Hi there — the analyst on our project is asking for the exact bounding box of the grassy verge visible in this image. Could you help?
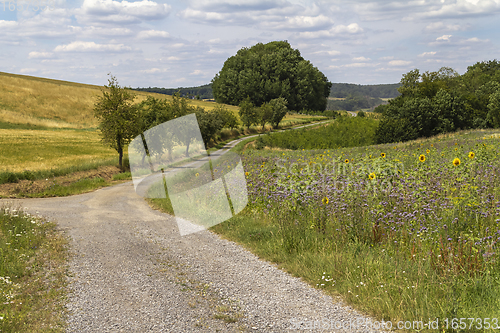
[0,207,68,332]
[149,128,500,332]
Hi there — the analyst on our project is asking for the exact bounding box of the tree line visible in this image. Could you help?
[375,60,500,144]
[327,94,385,111]
[94,75,292,168]
[134,84,213,100]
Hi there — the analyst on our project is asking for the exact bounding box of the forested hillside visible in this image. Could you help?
[329,83,400,98]
[134,82,401,104]
[134,84,213,99]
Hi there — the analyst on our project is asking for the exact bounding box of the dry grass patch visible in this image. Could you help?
[0,71,231,129]
[0,129,117,173]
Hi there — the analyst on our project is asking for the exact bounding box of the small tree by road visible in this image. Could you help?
[94,74,139,169]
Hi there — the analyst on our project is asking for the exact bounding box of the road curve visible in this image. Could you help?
[0,119,382,332]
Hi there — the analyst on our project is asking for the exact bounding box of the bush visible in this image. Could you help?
[258,116,378,150]
[374,117,418,144]
[357,110,366,117]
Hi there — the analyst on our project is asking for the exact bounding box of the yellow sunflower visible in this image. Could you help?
[195,173,199,177]
[453,158,460,166]
[426,149,430,154]
[345,159,349,164]
[468,152,475,159]
[381,153,386,158]
[245,172,249,176]
[419,154,426,163]
[322,197,329,205]
[369,173,376,180]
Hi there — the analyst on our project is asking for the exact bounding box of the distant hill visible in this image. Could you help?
[134,84,213,100]
[0,72,230,129]
[329,83,401,99]
[135,82,401,103]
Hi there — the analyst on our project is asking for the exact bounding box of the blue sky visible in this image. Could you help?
[1,0,499,88]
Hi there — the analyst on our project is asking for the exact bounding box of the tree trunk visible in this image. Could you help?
[185,142,190,157]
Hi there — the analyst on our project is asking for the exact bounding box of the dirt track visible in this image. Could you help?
[1,120,383,332]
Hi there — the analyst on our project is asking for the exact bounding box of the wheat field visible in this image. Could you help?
[0,72,235,129]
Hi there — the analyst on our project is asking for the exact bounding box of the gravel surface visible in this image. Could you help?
[3,181,389,333]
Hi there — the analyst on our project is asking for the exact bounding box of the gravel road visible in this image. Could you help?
[1,121,388,332]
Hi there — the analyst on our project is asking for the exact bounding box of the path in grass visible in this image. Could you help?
[1,119,387,332]
[4,181,385,332]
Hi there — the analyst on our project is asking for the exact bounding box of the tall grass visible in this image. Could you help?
[257,116,378,150]
[209,129,500,332]
[0,207,68,332]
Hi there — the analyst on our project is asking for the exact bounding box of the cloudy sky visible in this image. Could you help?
[1,0,499,88]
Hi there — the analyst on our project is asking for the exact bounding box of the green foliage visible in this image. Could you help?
[212,41,331,112]
[195,107,225,147]
[268,97,288,128]
[376,61,500,144]
[373,104,387,114]
[212,103,239,129]
[329,83,401,98]
[257,103,273,130]
[257,116,378,150]
[487,88,500,128]
[357,110,366,117]
[238,97,259,129]
[93,74,139,168]
[134,84,213,99]
[327,94,384,111]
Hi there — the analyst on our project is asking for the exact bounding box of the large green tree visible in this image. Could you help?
[94,75,139,169]
[211,41,331,112]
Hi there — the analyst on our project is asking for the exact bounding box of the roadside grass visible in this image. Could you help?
[256,116,378,150]
[228,129,500,332]
[23,177,107,198]
[149,128,500,333]
[0,207,68,332]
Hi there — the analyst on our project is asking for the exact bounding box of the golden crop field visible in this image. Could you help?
[0,71,233,129]
[0,129,116,172]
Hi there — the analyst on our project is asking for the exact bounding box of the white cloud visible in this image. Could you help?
[345,62,372,68]
[77,0,171,24]
[418,51,437,57]
[28,51,55,59]
[436,34,452,41]
[82,26,133,37]
[464,37,488,43]
[263,14,334,31]
[424,22,464,33]
[19,68,39,74]
[180,8,230,24]
[353,56,370,61]
[54,41,132,52]
[297,23,364,39]
[388,60,412,66]
[0,20,19,29]
[141,68,167,74]
[137,30,170,39]
[412,0,500,19]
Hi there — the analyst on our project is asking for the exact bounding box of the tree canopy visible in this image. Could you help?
[375,60,500,144]
[211,41,331,112]
[94,75,139,168]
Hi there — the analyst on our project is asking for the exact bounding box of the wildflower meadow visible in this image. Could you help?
[212,130,500,332]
